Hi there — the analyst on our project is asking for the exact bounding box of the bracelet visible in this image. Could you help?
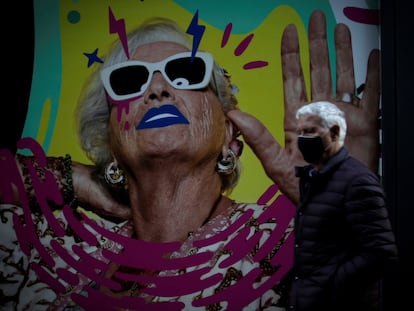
[63,154,78,208]
[16,153,39,212]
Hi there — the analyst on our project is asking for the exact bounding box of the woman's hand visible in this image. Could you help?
[73,161,131,221]
[228,10,380,203]
[282,10,380,172]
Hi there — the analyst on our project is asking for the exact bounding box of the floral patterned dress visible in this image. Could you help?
[0,201,294,311]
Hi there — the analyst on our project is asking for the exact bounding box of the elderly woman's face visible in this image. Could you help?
[108,41,229,168]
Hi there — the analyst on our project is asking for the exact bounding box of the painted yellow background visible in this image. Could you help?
[44,1,309,203]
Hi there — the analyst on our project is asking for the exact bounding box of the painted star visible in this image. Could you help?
[83,48,103,67]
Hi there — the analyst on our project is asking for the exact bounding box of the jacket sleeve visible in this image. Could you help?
[334,170,398,290]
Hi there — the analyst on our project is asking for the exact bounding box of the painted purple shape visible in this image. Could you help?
[18,137,66,238]
[63,204,98,245]
[50,239,122,291]
[190,266,259,308]
[119,267,222,296]
[108,6,129,59]
[56,267,79,286]
[136,104,189,129]
[31,262,66,293]
[73,286,184,310]
[343,7,380,25]
[219,225,264,267]
[0,135,294,307]
[221,23,232,48]
[194,208,254,248]
[72,244,109,272]
[9,138,64,268]
[270,232,294,273]
[234,33,254,56]
[103,239,214,271]
[68,243,127,291]
[243,60,269,69]
[81,214,213,271]
[257,183,279,205]
[254,194,296,261]
[192,258,292,308]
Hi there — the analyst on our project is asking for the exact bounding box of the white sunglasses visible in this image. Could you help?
[100,51,214,101]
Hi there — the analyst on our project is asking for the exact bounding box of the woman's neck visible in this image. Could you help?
[126,170,231,243]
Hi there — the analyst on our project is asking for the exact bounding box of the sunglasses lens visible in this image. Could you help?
[165,57,207,88]
[102,53,212,100]
[109,66,149,96]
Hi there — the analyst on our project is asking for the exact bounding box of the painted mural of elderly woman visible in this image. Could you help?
[64,17,294,309]
[0,17,293,310]
[0,8,384,310]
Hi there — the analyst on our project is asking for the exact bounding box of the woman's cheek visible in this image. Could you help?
[109,99,143,131]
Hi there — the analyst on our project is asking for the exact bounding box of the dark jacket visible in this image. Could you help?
[289,147,398,311]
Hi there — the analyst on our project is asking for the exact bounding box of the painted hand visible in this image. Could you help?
[228,10,380,204]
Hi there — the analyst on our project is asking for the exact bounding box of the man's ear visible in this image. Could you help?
[330,125,340,140]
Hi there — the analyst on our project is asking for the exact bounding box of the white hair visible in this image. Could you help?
[76,17,240,194]
[296,101,347,146]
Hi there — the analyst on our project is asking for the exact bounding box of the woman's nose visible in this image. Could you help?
[144,71,174,101]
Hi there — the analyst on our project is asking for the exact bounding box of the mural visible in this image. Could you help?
[22,0,380,201]
[0,0,380,309]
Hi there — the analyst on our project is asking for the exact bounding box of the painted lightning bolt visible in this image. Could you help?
[186,10,205,60]
[108,6,129,59]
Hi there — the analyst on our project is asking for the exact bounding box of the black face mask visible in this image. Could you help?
[297,135,326,164]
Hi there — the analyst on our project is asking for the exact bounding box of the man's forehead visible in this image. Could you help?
[300,114,322,125]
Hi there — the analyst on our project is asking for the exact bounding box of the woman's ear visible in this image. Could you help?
[224,118,235,143]
[224,119,243,157]
[229,138,243,157]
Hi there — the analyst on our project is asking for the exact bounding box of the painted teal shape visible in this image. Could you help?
[21,0,61,153]
[174,0,336,90]
[173,0,335,34]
